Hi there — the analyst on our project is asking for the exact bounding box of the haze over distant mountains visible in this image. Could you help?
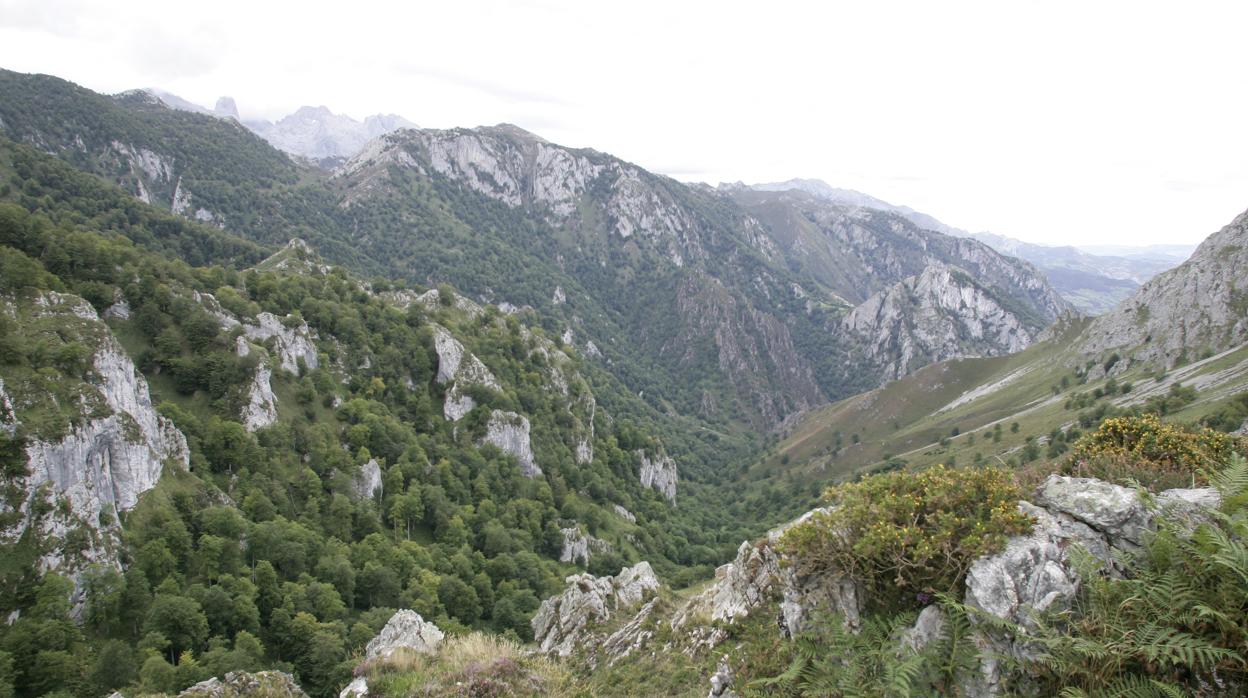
[747,178,1194,314]
[138,88,418,163]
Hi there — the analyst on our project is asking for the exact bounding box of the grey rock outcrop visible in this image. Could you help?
[672,507,861,651]
[962,475,1221,696]
[531,562,660,657]
[242,312,319,375]
[365,609,444,660]
[2,293,189,593]
[236,338,278,431]
[613,504,637,524]
[179,671,307,698]
[560,526,612,565]
[843,264,1033,380]
[481,410,540,477]
[431,324,501,422]
[351,459,383,501]
[636,449,678,503]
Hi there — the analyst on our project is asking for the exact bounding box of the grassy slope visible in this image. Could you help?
[759,318,1248,486]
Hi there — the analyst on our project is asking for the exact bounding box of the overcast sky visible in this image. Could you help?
[2,0,1245,247]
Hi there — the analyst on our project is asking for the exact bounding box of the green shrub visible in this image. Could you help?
[1064,413,1242,489]
[779,465,1033,611]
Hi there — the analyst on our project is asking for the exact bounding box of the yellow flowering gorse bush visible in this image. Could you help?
[1066,413,1241,487]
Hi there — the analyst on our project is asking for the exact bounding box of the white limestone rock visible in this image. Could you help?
[481,410,540,477]
[242,312,319,375]
[431,324,501,421]
[364,609,444,660]
[531,562,660,657]
[351,458,384,501]
[636,449,678,502]
[613,504,636,524]
[560,526,612,565]
[239,364,279,432]
[2,293,189,600]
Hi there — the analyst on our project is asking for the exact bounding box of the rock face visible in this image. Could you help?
[1079,207,1248,366]
[351,458,383,501]
[636,449,678,502]
[431,324,501,422]
[531,562,660,657]
[843,264,1033,380]
[240,364,279,432]
[1,293,189,593]
[961,475,1221,696]
[481,410,540,477]
[179,671,308,698]
[675,507,860,643]
[241,312,319,375]
[560,526,612,565]
[365,609,445,660]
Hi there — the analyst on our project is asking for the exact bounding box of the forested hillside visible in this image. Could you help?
[0,136,802,697]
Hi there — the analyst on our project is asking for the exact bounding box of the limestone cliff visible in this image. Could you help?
[0,292,188,597]
[843,264,1034,380]
[1079,207,1248,367]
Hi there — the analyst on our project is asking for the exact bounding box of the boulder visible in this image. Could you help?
[560,526,612,565]
[365,609,444,660]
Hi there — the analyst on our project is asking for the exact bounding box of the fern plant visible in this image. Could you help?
[744,601,980,697]
[1003,454,1248,697]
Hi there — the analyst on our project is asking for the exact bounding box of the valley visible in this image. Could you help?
[0,64,1244,698]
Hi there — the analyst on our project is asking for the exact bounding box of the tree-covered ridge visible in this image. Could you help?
[0,145,802,697]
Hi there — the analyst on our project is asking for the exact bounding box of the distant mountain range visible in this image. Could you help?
[747,179,1193,314]
[137,88,417,163]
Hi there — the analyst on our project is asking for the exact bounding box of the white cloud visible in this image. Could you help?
[1,0,1245,246]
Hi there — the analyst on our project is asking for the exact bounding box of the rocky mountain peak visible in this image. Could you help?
[1078,206,1248,367]
[213,96,240,120]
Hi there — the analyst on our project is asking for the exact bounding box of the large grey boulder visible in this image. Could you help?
[365,609,444,660]
[962,477,1221,696]
[350,458,383,501]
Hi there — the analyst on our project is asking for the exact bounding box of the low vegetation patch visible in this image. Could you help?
[779,465,1033,611]
[365,633,573,697]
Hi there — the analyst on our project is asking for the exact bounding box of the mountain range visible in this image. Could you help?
[748,178,1192,314]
